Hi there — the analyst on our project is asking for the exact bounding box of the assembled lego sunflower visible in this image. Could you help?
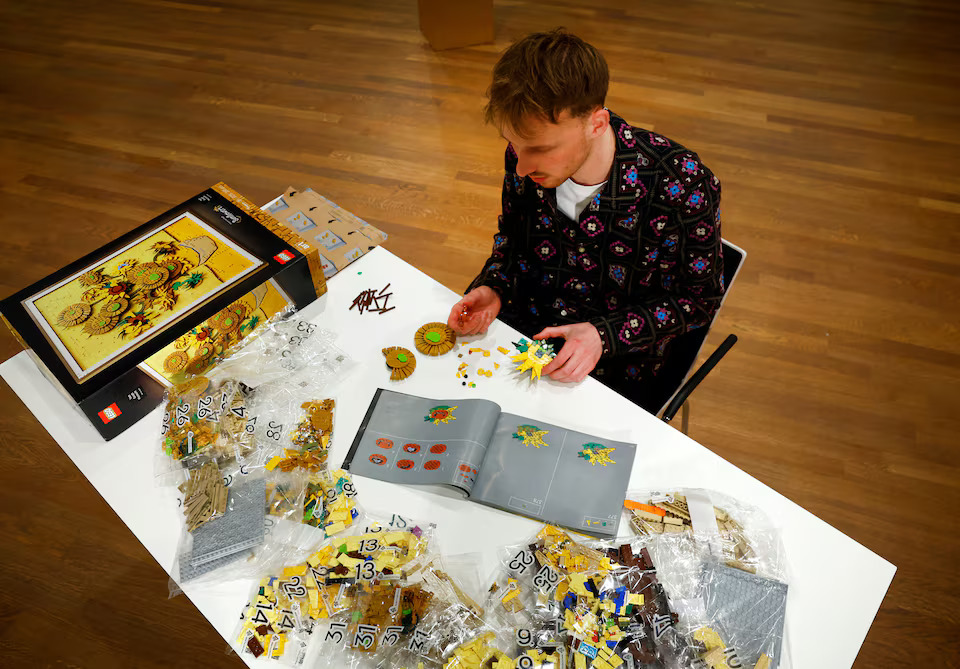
[414,321,457,356]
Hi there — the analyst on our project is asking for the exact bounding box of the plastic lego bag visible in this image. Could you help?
[310,576,437,669]
[172,472,268,587]
[256,397,338,473]
[245,466,363,583]
[485,525,619,630]
[376,576,491,669]
[623,489,787,581]
[622,488,791,668]
[228,511,438,666]
[209,316,352,391]
[155,375,260,487]
[483,526,704,669]
[233,570,314,665]
[689,561,788,669]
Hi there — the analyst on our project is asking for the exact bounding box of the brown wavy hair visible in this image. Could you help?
[484,29,609,135]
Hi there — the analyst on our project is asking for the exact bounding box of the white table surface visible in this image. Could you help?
[0,246,895,668]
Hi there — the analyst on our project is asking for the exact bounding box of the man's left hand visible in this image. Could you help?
[534,322,603,383]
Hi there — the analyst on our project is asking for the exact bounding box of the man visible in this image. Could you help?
[448,29,724,412]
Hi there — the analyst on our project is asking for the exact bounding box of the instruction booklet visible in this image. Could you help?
[343,388,636,537]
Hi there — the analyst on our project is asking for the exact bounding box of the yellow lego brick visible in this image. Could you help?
[608,655,623,668]
[592,659,613,669]
[338,555,362,570]
[344,536,362,551]
[382,531,407,545]
[575,653,587,669]
[326,521,346,535]
[694,626,726,651]
[282,565,307,578]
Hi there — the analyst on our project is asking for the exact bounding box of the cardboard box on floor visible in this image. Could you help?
[417,0,494,51]
[0,183,326,440]
[264,187,388,280]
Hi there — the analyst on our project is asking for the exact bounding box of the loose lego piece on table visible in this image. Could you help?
[350,283,394,314]
[384,346,417,380]
[178,461,227,532]
[510,339,555,381]
[414,322,457,356]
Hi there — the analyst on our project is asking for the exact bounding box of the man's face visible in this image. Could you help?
[501,111,592,189]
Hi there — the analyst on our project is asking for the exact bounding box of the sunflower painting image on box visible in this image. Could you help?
[24,213,263,381]
[141,278,291,384]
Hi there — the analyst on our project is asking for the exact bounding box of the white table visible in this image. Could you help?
[0,246,895,668]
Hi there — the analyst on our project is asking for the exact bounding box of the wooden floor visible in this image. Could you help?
[1,0,958,666]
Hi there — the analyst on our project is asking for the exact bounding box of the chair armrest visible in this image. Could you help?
[662,334,738,423]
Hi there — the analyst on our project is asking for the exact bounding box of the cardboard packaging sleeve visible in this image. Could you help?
[264,187,387,280]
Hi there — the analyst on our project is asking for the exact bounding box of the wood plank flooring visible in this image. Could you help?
[0,0,958,666]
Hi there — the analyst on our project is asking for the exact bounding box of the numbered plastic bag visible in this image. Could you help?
[209,316,352,390]
[486,525,619,629]
[155,376,260,487]
[229,511,438,666]
[233,571,314,665]
[376,573,491,669]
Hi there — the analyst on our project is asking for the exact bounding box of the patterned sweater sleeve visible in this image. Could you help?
[466,146,526,301]
[590,156,726,358]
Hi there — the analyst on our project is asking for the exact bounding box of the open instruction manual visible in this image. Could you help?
[343,388,636,537]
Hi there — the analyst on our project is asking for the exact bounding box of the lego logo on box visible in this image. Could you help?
[274,250,295,264]
[98,403,122,423]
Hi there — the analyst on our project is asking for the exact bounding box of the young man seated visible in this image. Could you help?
[448,29,725,413]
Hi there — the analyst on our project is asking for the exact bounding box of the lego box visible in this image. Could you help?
[0,182,326,440]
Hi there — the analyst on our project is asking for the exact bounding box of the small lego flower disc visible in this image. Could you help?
[383,346,416,380]
[414,322,456,356]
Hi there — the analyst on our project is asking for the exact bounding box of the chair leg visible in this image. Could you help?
[681,400,690,435]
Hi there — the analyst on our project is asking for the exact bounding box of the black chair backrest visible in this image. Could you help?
[640,240,744,414]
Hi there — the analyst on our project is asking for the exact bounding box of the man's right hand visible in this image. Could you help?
[447,286,502,336]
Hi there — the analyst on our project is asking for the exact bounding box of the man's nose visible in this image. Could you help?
[515,154,534,178]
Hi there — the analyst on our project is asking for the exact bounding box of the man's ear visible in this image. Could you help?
[586,107,609,138]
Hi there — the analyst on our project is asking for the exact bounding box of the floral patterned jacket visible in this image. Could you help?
[468,111,725,378]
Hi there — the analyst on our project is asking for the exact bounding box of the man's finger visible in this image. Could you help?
[533,326,568,341]
[543,343,575,376]
[569,359,592,383]
[463,313,485,336]
[448,302,467,331]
